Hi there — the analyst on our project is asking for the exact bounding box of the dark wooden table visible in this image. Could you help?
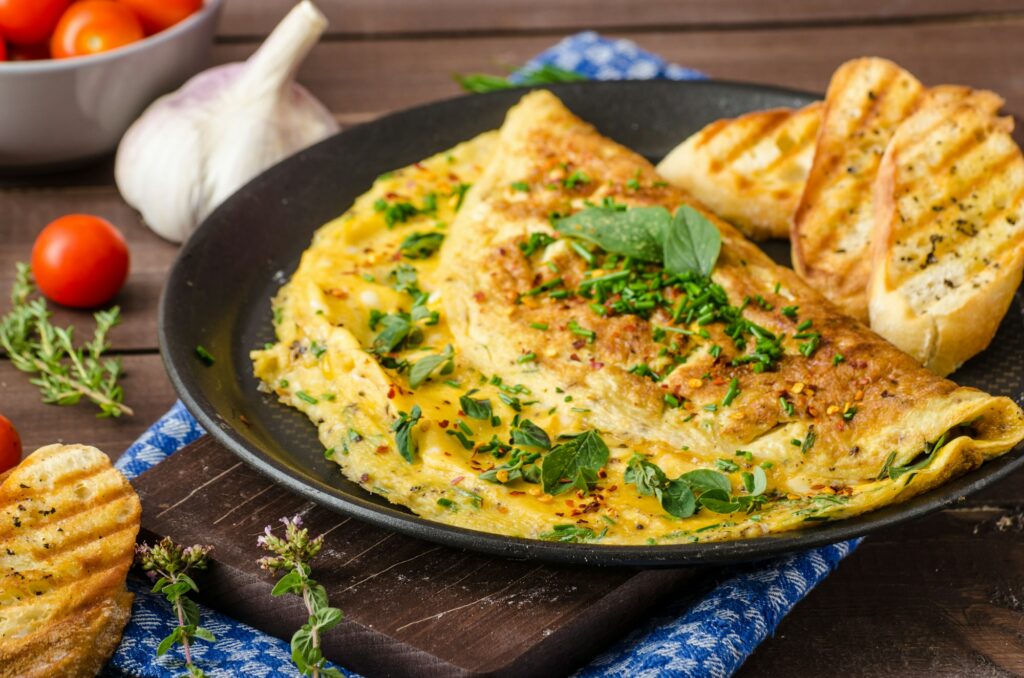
[3,2,1024,675]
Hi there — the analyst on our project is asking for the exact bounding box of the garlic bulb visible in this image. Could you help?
[115,1,339,243]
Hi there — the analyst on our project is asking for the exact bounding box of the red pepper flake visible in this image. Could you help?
[572,339,587,350]
[589,359,605,370]
[510,490,525,496]
[565,500,574,507]
[598,469,608,479]
[569,353,581,362]
[712,376,727,386]
[607,485,618,492]
[451,476,465,485]
[385,191,399,199]
[414,162,426,170]
[359,473,371,483]
[375,445,389,455]
[439,420,450,428]
[387,386,396,399]
[325,288,348,299]
[474,291,486,302]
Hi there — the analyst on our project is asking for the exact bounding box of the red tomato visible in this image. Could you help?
[31,215,130,308]
[0,0,68,46]
[0,415,21,474]
[8,41,50,61]
[51,1,144,59]
[0,33,6,61]
[117,0,201,35]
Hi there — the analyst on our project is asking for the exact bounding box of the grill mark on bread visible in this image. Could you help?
[720,110,791,164]
[893,153,1018,244]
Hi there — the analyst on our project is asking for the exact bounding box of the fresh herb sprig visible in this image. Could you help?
[455,64,587,93]
[554,204,721,277]
[258,517,344,678]
[539,524,607,543]
[625,454,768,518]
[540,429,609,496]
[0,263,131,417]
[878,433,949,482]
[136,538,215,678]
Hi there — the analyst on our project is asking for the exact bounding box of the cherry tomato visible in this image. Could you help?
[117,0,201,35]
[8,41,50,61]
[0,0,68,46]
[32,215,130,309]
[51,1,144,59]
[0,33,6,61]
[0,415,21,474]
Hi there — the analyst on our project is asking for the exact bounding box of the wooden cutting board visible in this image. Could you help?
[134,436,700,677]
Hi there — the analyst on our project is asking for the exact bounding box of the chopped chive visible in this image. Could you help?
[779,396,795,417]
[568,320,596,342]
[195,345,216,365]
[832,353,845,366]
[522,277,564,297]
[722,377,740,407]
[530,322,549,331]
[296,391,318,404]
[517,352,537,364]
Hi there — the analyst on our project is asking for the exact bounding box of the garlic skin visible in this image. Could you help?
[115,1,339,243]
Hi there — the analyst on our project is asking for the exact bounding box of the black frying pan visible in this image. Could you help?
[159,80,1024,566]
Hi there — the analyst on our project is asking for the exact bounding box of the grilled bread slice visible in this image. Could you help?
[792,57,925,322]
[0,444,140,678]
[869,92,1023,376]
[657,102,822,240]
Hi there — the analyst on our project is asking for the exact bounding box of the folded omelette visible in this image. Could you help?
[252,91,1024,545]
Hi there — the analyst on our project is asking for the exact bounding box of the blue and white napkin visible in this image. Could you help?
[106,33,858,678]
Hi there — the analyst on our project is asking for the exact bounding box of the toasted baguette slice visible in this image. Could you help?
[0,444,141,677]
[869,92,1022,376]
[792,57,925,322]
[656,102,822,240]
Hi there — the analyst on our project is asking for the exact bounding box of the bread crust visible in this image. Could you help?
[0,444,140,677]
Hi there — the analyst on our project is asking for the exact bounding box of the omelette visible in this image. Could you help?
[252,91,1024,545]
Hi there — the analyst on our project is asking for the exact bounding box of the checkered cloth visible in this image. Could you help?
[104,32,858,678]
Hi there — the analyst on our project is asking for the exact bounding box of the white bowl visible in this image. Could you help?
[0,0,223,171]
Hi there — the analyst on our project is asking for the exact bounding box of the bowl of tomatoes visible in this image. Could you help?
[0,0,223,171]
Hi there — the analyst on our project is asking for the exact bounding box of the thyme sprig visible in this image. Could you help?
[258,516,344,678]
[136,538,215,678]
[0,263,131,417]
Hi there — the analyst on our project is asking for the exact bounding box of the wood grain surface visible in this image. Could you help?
[136,437,698,677]
[220,1,1024,37]
[3,2,1024,675]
